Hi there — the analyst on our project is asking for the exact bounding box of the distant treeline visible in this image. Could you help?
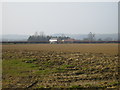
[27,35,70,41]
[1,41,119,44]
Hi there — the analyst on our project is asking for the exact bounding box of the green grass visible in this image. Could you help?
[3,59,38,76]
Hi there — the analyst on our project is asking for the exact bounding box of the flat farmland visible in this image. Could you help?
[2,44,119,89]
[2,44,118,54]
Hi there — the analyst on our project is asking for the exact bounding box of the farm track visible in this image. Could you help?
[2,44,120,89]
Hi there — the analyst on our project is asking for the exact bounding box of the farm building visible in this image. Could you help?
[62,39,76,43]
[49,38,59,44]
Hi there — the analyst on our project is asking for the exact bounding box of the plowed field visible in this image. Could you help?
[2,44,119,89]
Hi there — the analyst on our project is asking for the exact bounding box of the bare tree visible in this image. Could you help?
[34,32,39,37]
[39,31,45,37]
[88,32,95,42]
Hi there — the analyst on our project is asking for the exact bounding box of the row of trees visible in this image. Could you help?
[27,32,70,41]
[28,32,115,42]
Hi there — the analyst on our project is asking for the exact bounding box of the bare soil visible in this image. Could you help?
[2,44,119,89]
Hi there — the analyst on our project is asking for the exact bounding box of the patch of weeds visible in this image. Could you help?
[70,85,83,89]
[36,68,54,75]
[44,61,54,67]
[54,65,68,73]
[54,68,66,73]
[81,67,88,71]
[63,65,75,68]
[85,84,107,89]
[84,84,92,88]
[54,64,75,73]
[108,81,120,86]
[22,58,37,63]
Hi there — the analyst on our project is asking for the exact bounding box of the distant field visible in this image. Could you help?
[2,43,118,54]
[2,44,119,89]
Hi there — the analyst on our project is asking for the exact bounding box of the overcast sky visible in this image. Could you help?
[2,2,118,35]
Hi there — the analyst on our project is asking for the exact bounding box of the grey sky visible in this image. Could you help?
[2,2,118,35]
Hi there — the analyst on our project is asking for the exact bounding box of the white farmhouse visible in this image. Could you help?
[49,38,58,44]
